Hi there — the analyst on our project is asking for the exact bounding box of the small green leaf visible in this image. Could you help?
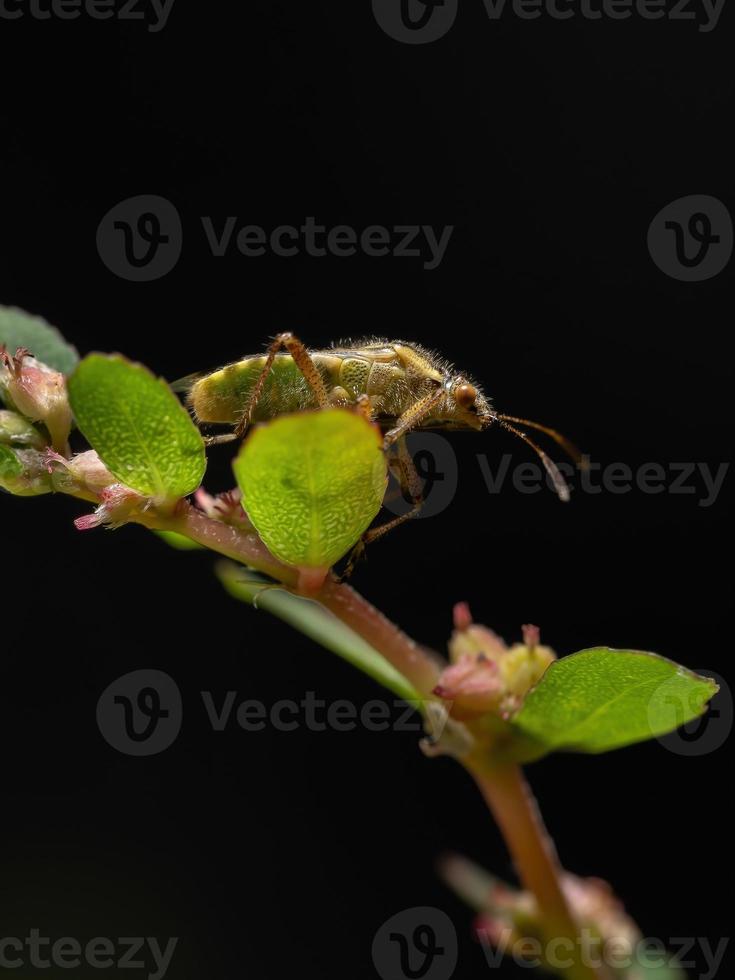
[154,529,205,551]
[0,410,46,449]
[0,306,79,374]
[632,960,686,980]
[0,446,53,496]
[512,648,718,754]
[233,409,387,569]
[217,562,423,704]
[68,354,206,499]
[0,444,23,480]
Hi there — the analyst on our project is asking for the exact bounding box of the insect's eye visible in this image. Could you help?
[454,383,477,409]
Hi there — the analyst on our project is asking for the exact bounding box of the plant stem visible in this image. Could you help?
[69,486,600,978]
[59,479,442,695]
[467,760,609,980]
[318,578,443,697]
[137,502,443,697]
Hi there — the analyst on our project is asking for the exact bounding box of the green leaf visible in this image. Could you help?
[154,529,205,551]
[0,444,23,481]
[68,354,206,499]
[512,648,718,754]
[233,409,387,569]
[632,960,686,980]
[0,410,47,449]
[0,306,79,374]
[216,562,423,705]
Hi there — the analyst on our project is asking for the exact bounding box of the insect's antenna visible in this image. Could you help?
[494,417,571,502]
[496,414,585,468]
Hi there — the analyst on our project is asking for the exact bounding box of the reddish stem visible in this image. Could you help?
[468,761,610,980]
[137,503,443,697]
[67,486,608,979]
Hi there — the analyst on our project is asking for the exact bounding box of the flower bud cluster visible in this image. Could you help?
[433,604,556,721]
[1,347,72,452]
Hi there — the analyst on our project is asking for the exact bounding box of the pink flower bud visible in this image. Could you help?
[449,622,508,665]
[0,348,72,452]
[434,654,505,720]
[437,611,557,721]
[194,487,251,527]
[45,449,116,495]
[561,874,640,960]
[74,484,144,531]
[453,601,474,632]
[443,853,641,975]
[522,623,540,649]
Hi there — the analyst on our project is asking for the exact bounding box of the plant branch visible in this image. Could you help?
[466,760,611,980]
[317,577,443,698]
[52,477,443,694]
[133,500,443,697]
[63,485,603,980]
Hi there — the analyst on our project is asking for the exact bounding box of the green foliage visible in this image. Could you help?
[0,410,47,449]
[233,408,387,569]
[217,562,423,704]
[634,961,686,980]
[0,307,722,980]
[512,648,718,754]
[0,306,79,374]
[0,445,53,496]
[154,529,205,550]
[68,354,206,500]
[0,444,23,480]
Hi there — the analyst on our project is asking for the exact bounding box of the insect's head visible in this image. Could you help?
[435,374,585,500]
[440,373,583,502]
[443,375,493,431]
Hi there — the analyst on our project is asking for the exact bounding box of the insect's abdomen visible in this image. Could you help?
[187,349,412,427]
[188,353,343,424]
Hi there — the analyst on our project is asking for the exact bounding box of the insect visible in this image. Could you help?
[181,333,581,571]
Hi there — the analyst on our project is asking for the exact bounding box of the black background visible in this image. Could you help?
[0,2,732,979]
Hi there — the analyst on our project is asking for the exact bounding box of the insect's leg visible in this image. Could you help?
[366,440,425,542]
[383,384,446,448]
[205,432,238,446]
[341,437,424,579]
[354,394,375,422]
[233,332,330,439]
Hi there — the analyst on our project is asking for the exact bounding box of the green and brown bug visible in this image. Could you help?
[180,333,580,570]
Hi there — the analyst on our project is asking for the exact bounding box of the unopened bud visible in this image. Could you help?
[441,853,641,979]
[434,655,505,720]
[0,445,53,496]
[438,610,557,721]
[46,449,116,496]
[0,409,46,449]
[74,483,145,531]
[449,622,508,665]
[453,601,474,632]
[0,347,72,452]
[501,639,556,702]
[194,487,250,527]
